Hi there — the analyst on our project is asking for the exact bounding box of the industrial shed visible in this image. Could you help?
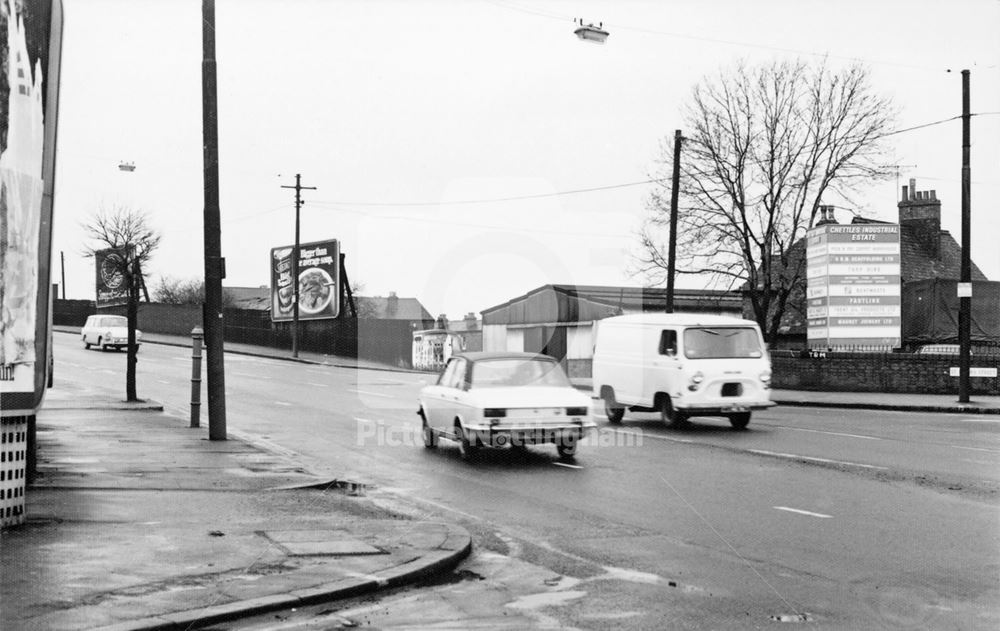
[481,284,743,378]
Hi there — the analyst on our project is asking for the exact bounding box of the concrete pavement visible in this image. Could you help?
[1,380,471,631]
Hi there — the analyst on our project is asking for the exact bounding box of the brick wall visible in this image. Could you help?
[771,350,1000,395]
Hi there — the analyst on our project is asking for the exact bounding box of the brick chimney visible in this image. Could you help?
[464,312,479,330]
[898,178,940,259]
[814,205,838,226]
[387,291,399,316]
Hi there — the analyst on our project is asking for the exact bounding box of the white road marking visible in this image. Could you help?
[553,461,583,469]
[157,380,170,384]
[776,426,882,441]
[273,401,292,407]
[349,388,395,399]
[748,449,888,471]
[774,506,833,519]
[960,417,1000,423]
[603,428,692,444]
[306,382,328,388]
[952,445,1000,454]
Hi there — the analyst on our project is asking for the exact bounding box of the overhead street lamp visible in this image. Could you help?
[573,18,609,44]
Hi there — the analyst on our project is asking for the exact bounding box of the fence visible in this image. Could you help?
[771,349,1000,395]
[54,300,423,368]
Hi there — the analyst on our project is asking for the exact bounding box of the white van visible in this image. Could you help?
[592,313,774,429]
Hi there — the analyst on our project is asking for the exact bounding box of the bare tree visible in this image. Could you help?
[637,59,896,342]
[83,205,161,401]
[153,276,235,307]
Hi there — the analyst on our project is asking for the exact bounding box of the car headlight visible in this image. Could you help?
[760,370,772,388]
[105,330,114,339]
[687,371,704,391]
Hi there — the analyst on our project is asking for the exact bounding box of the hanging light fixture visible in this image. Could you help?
[574,18,609,44]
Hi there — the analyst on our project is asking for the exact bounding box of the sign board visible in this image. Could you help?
[0,0,64,415]
[270,239,340,322]
[949,367,998,378]
[957,282,973,298]
[95,247,129,307]
[806,223,901,350]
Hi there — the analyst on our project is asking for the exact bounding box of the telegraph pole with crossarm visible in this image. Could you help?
[281,174,317,358]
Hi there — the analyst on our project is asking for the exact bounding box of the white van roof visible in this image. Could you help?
[599,313,759,327]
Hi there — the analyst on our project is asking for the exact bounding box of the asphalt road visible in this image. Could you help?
[52,333,1000,629]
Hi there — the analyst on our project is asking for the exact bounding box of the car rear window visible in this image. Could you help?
[683,327,762,359]
[99,316,128,327]
[470,358,571,388]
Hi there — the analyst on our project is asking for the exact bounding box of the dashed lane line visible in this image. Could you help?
[273,401,292,407]
[774,506,833,519]
[553,461,583,469]
[769,425,882,440]
[349,388,396,399]
[749,449,888,471]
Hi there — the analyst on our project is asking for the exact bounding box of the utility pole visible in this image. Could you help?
[281,174,316,358]
[958,70,972,403]
[60,251,65,299]
[665,130,683,313]
[202,0,227,439]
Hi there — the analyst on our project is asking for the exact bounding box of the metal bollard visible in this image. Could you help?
[191,327,204,428]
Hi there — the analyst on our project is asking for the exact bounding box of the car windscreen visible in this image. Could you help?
[683,327,762,359]
[470,358,571,388]
[99,317,128,327]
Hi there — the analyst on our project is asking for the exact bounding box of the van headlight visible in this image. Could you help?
[760,370,772,389]
[687,371,704,391]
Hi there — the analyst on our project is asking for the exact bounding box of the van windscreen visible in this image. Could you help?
[683,327,761,359]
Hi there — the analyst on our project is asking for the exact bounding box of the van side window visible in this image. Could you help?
[658,330,678,356]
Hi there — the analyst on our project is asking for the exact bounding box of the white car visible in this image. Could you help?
[81,315,142,352]
[417,352,596,461]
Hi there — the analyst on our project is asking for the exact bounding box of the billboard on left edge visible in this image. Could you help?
[0,0,64,415]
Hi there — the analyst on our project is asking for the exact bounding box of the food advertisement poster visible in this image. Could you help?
[270,239,340,322]
[95,247,129,307]
[1,0,63,414]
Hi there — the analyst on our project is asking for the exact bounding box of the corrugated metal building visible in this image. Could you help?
[481,284,743,378]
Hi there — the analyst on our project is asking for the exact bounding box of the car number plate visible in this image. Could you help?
[727,405,749,412]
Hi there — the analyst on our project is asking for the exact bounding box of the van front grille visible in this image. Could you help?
[721,383,742,397]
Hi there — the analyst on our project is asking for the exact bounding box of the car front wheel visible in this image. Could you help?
[83,337,91,350]
[422,417,437,449]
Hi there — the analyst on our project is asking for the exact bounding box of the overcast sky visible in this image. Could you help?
[52,0,1000,318]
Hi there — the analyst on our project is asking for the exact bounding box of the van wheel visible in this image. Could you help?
[729,412,751,430]
[98,337,106,351]
[83,338,91,350]
[658,395,687,426]
[455,422,477,461]
[602,390,624,424]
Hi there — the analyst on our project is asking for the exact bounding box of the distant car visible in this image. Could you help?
[417,352,596,461]
[81,315,141,352]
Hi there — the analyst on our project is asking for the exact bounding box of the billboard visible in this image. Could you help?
[270,239,340,322]
[95,247,129,307]
[0,0,64,415]
[806,223,901,350]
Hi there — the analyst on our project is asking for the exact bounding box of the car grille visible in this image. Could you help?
[721,383,743,397]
